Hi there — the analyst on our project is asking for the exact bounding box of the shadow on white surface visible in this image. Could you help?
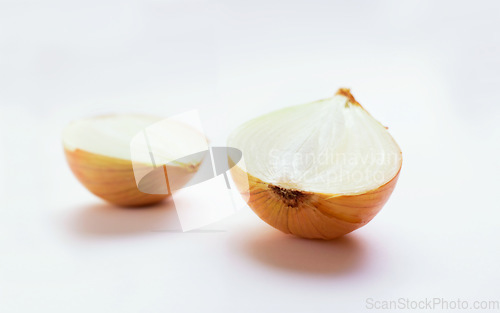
[71,198,182,237]
[242,230,366,275]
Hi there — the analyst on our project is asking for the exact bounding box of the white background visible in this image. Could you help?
[1,1,499,312]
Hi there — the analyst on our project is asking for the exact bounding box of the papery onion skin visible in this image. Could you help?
[230,161,401,239]
[64,148,199,207]
[64,148,169,207]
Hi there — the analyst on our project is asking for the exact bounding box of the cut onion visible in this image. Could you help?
[228,89,402,239]
[63,114,206,207]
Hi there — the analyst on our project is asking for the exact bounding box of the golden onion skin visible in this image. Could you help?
[230,159,401,240]
[64,148,198,207]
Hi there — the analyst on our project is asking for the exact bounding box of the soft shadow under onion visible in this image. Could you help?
[238,229,367,275]
[70,198,182,237]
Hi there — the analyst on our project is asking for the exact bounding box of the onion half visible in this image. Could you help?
[228,89,402,239]
[63,114,206,207]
